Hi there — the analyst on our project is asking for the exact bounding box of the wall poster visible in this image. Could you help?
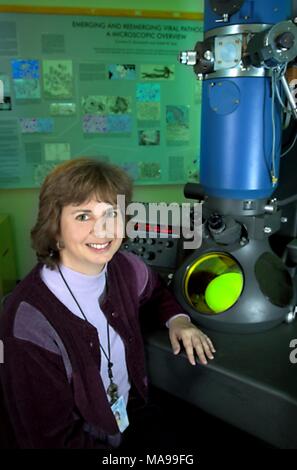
[0,13,202,188]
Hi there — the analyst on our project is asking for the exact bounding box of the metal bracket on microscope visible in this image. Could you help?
[180,19,297,83]
[247,20,297,67]
[280,74,297,119]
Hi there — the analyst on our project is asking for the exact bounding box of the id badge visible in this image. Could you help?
[111,395,129,433]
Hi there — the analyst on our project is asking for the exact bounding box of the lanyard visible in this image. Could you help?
[58,265,119,404]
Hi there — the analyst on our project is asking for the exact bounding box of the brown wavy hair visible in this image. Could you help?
[31,158,133,269]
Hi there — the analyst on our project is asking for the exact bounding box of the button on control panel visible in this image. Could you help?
[120,202,194,270]
[122,235,181,269]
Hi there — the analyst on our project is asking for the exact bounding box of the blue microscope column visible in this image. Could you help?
[200,76,282,200]
[200,0,291,200]
[204,1,291,29]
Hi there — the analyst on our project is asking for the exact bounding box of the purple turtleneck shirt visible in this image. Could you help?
[41,263,130,405]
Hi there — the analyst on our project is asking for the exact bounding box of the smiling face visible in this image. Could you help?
[58,197,124,275]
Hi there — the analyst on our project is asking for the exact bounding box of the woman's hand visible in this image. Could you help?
[168,316,216,366]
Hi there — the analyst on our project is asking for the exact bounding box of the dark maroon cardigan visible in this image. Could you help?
[0,251,183,449]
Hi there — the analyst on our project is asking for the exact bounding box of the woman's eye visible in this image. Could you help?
[106,209,118,218]
[76,213,90,221]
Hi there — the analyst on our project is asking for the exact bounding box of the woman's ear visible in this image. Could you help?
[56,240,65,250]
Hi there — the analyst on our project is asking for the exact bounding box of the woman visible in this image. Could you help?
[0,158,215,449]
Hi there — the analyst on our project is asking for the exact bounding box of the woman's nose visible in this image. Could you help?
[93,216,108,238]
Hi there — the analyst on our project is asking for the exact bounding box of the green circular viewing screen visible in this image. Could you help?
[205,272,243,313]
[184,252,244,315]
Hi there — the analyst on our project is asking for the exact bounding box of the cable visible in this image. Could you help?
[270,69,277,185]
[282,106,292,130]
[274,76,293,135]
[270,64,297,159]
[278,193,297,207]
[275,64,297,155]
[270,64,290,182]
[273,64,293,127]
[275,78,290,111]
[281,129,297,156]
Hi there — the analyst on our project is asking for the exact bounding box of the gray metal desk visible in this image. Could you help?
[144,321,297,449]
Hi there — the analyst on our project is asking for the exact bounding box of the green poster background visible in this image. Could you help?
[0,12,202,188]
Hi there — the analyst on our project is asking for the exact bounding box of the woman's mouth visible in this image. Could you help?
[86,241,112,253]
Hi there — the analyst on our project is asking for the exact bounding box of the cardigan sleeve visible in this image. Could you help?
[140,267,185,325]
